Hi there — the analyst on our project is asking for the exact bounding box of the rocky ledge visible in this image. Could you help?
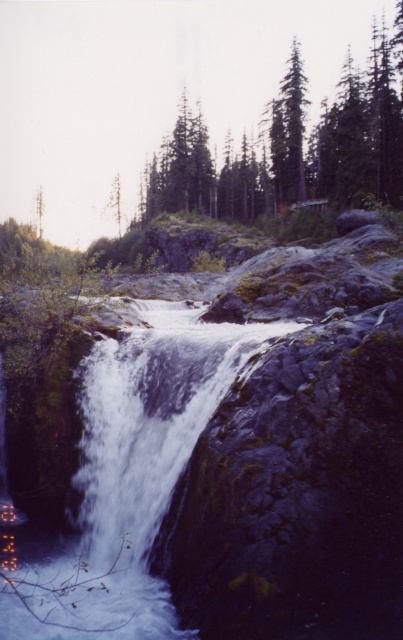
[145,218,274,272]
[153,297,403,640]
[150,211,403,639]
[201,217,402,324]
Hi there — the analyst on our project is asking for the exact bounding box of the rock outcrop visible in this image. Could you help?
[201,222,401,324]
[335,208,380,235]
[150,211,403,639]
[153,298,403,639]
[145,221,274,272]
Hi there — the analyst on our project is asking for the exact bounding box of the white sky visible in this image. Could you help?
[0,0,398,249]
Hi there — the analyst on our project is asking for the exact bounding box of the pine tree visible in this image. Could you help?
[392,0,403,89]
[158,134,173,212]
[145,154,160,221]
[280,37,310,203]
[190,102,214,213]
[269,99,287,212]
[366,17,403,205]
[305,126,320,198]
[315,99,338,199]
[168,88,193,213]
[258,141,272,216]
[377,19,403,204]
[217,130,235,219]
[138,171,146,224]
[239,132,249,221]
[332,48,372,206]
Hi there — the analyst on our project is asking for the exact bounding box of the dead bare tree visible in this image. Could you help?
[0,533,135,633]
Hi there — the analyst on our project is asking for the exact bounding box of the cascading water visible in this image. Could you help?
[0,300,304,639]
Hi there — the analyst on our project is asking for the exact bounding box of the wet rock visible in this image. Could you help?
[153,299,403,640]
[200,224,400,322]
[321,306,345,323]
[201,292,245,324]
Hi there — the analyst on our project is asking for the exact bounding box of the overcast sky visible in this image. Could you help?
[0,0,398,249]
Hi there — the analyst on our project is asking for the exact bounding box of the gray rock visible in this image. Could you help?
[336,209,380,236]
[321,306,345,323]
[153,298,403,640]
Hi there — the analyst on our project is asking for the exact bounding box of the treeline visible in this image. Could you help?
[140,3,403,225]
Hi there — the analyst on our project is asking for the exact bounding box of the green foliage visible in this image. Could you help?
[364,195,403,240]
[0,217,55,268]
[191,250,226,273]
[273,205,339,244]
[86,226,146,270]
[134,250,165,274]
[0,239,112,394]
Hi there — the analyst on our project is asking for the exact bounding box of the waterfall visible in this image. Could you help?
[0,300,304,639]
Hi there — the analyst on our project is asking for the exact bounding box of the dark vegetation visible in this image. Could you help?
[83,4,403,272]
[0,219,116,523]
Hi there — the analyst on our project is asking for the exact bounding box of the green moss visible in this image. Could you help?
[46,391,63,409]
[228,572,248,591]
[234,274,263,303]
[228,571,281,601]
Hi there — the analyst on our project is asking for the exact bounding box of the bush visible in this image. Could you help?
[192,250,226,273]
[0,244,112,387]
[364,195,403,240]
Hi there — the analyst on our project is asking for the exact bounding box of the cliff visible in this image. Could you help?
[150,211,403,639]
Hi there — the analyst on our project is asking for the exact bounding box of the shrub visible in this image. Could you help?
[192,250,226,273]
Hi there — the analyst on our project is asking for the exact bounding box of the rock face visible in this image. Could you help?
[5,331,93,527]
[145,223,273,272]
[201,223,400,324]
[153,299,403,639]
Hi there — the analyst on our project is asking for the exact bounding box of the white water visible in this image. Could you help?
[0,300,304,639]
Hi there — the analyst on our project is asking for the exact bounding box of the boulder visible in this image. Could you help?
[336,209,380,236]
[201,244,394,324]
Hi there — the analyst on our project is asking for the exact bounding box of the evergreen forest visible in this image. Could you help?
[137,5,403,229]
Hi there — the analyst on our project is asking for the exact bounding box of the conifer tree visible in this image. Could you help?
[315,99,338,199]
[392,0,403,90]
[190,102,214,213]
[145,154,160,221]
[167,88,193,213]
[377,19,403,204]
[258,140,272,216]
[332,48,372,206]
[217,130,235,219]
[239,132,249,221]
[280,37,309,203]
[269,99,287,212]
